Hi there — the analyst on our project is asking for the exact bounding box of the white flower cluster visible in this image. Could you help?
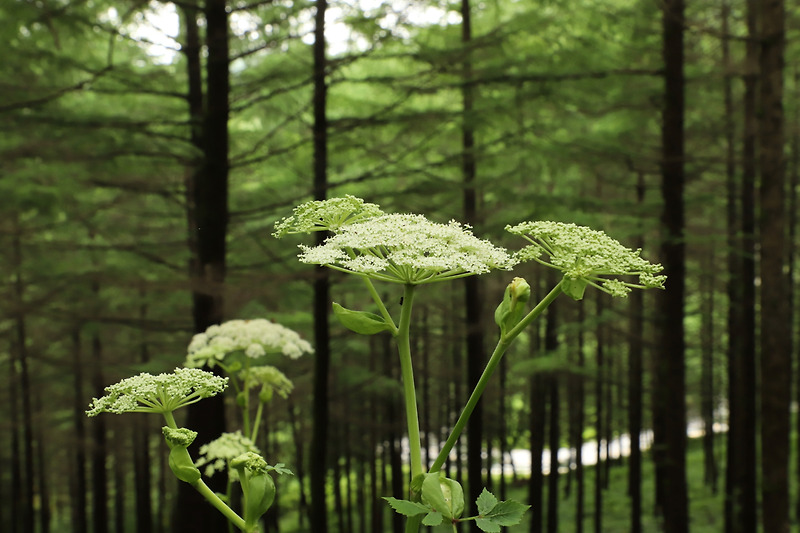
[244,365,294,399]
[273,195,384,237]
[506,220,666,297]
[185,319,314,368]
[86,368,228,416]
[298,213,514,285]
[195,431,261,478]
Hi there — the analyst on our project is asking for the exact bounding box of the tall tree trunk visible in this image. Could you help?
[114,430,126,533]
[593,296,604,533]
[91,318,109,533]
[287,402,308,530]
[310,1,331,531]
[655,0,688,531]
[133,292,153,533]
[461,0,486,526]
[528,373,546,533]
[700,249,718,492]
[628,173,645,533]
[71,329,88,533]
[792,63,800,527]
[759,1,789,532]
[177,0,230,529]
[575,306,586,533]
[34,390,50,533]
[12,224,35,533]
[545,304,560,533]
[9,333,22,533]
[726,0,758,530]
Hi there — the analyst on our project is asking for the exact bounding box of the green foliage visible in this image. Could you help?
[332,302,394,335]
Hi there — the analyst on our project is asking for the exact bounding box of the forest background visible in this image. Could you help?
[1,0,798,532]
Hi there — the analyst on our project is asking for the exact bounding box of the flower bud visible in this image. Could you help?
[495,277,531,338]
[162,427,201,484]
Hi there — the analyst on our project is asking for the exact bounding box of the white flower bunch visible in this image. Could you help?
[506,220,666,297]
[243,365,294,400]
[185,319,314,368]
[195,431,261,478]
[298,213,514,285]
[86,368,228,416]
[273,195,384,237]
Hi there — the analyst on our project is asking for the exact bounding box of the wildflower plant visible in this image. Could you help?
[276,197,665,533]
[87,319,309,533]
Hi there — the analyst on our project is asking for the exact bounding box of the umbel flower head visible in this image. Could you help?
[86,368,228,417]
[195,431,261,478]
[273,195,384,237]
[243,365,294,401]
[506,220,666,298]
[185,319,314,369]
[297,213,514,285]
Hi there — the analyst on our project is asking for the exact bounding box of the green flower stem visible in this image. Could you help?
[163,411,178,430]
[242,369,252,439]
[396,283,423,479]
[404,514,423,533]
[361,275,399,335]
[251,400,264,442]
[429,280,564,474]
[191,478,251,532]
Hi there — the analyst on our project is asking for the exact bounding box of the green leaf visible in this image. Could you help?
[422,511,443,526]
[484,500,531,526]
[475,517,501,533]
[476,488,498,516]
[419,472,465,520]
[333,302,393,335]
[383,497,429,517]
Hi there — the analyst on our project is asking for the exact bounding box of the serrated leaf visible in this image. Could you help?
[422,511,443,526]
[476,488,498,516]
[333,303,393,335]
[475,517,501,533]
[383,497,429,517]
[484,500,531,526]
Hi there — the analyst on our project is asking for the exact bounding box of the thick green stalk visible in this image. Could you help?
[429,280,564,473]
[191,478,251,532]
[163,411,178,430]
[396,284,423,478]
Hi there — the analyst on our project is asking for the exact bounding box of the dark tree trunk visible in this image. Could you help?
[71,329,88,533]
[700,249,718,492]
[461,0,486,527]
[726,0,758,530]
[759,1,790,532]
[91,325,109,533]
[9,333,22,533]
[545,304,559,533]
[574,306,586,533]
[528,373,546,533]
[34,390,50,533]
[287,403,309,531]
[499,353,508,501]
[628,173,645,533]
[310,1,331,532]
[12,227,35,533]
[114,432,126,533]
[177,0,230,529]
[654,0,689,531]
[593,296,604,533]
[792,63,800,528]
[134,295,153,533]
